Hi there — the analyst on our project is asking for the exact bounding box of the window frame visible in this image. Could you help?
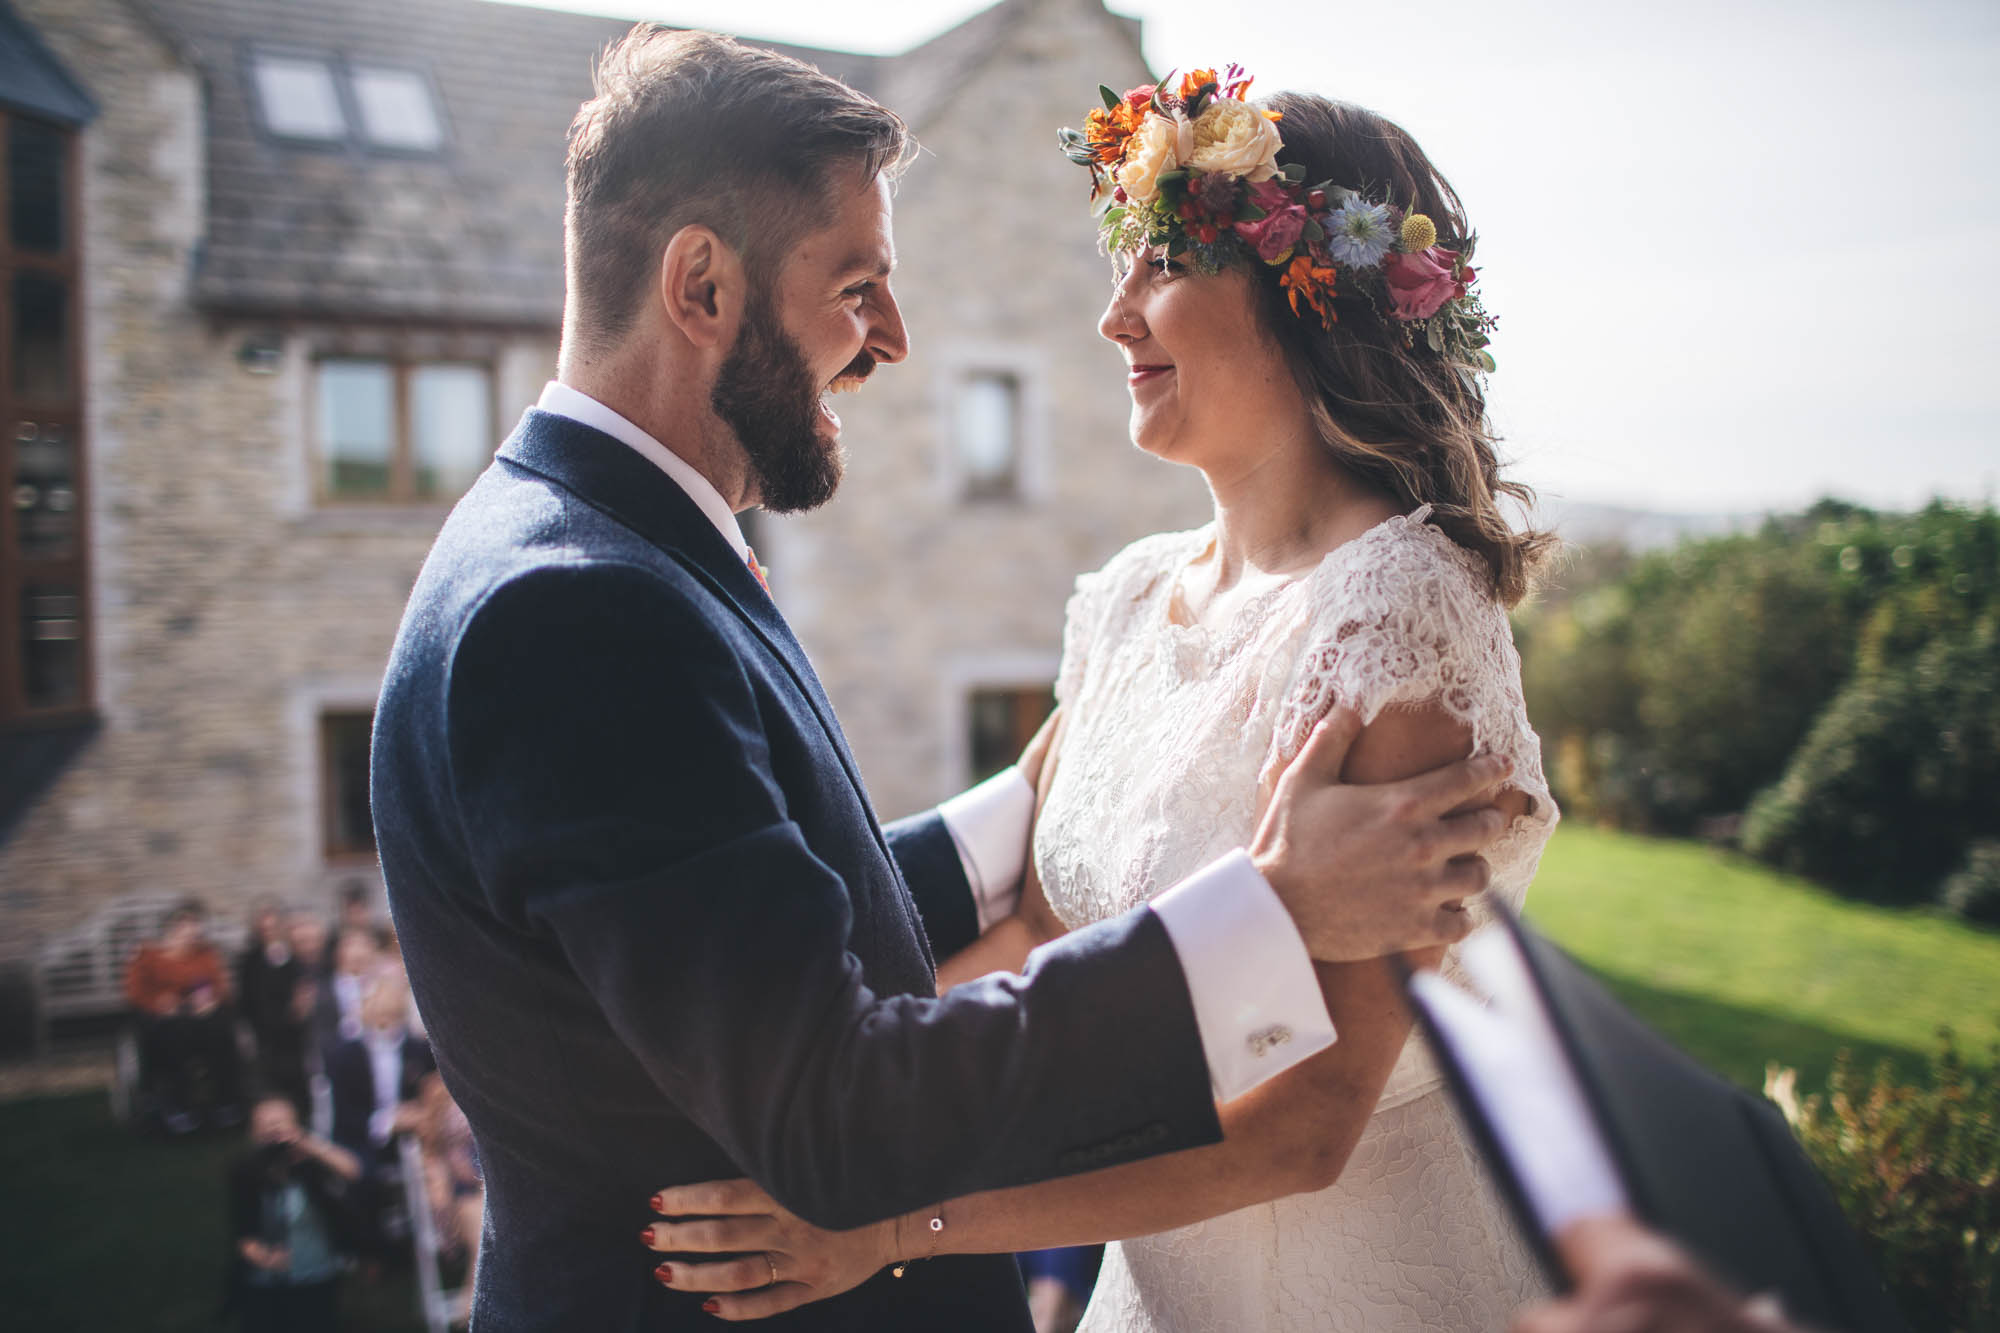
[243,46,450,158]
[308,351,498,508]
[317,708,377,864]
[0,108,93,730]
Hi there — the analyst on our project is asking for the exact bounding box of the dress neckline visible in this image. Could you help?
[1160,505,1435,650]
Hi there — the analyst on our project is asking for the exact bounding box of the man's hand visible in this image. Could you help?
[1250,707,1512,962]
[1513,1213,1808,1333]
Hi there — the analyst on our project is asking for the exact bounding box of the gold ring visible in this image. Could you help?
[766,1251,779,1286]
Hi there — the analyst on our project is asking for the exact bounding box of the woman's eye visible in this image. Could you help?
[1145,256,1183,277]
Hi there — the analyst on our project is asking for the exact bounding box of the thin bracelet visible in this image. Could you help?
[890,1203,945,1278]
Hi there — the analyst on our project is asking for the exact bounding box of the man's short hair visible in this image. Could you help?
[168,898,207,926]
[563,27,910,356]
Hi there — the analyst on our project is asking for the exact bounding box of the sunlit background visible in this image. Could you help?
[2,1,1995,1330]
[507,0,2000,517]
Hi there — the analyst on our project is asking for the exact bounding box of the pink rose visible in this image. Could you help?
[1234,203,1307,263]
[1382,246,1469,320]
[1246,178,1295,213]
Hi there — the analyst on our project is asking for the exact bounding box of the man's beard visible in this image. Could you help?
[710,289,871,515]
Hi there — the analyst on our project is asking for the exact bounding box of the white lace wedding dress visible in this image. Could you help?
[1037,506,1558,1332]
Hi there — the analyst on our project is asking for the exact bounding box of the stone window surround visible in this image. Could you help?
[930,342,1049,505]
[286,675,383,887]
[283,325,504,518]
[937,651,1059,796]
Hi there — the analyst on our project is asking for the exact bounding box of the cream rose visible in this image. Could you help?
[1115,114,1180,205]
[1188,98,1282,182]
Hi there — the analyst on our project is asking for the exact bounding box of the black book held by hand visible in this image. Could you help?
[1402,900,1909,1333]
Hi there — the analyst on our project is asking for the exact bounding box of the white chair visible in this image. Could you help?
[399,1135,470,1333]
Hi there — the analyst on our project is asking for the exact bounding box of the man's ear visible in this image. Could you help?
[659,224,746,351]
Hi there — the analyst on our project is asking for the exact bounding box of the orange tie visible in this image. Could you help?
[746,547,771,594]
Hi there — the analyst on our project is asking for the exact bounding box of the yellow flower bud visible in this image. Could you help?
[1401,213,1437,254]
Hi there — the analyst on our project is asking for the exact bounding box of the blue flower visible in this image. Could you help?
[1324,198,1396,268]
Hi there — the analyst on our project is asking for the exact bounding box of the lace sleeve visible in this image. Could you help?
[1266,512,1557,911]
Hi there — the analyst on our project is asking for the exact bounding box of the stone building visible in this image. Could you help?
[0,0,1210,963]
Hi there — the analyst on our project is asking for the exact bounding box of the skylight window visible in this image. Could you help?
[251,55,347,141]
[350,66,443,151]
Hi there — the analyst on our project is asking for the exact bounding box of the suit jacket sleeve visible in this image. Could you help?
[882,812,980,959]
[444,563,1219,1230]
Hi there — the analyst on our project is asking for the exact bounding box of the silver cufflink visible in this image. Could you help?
[1247,1025,1292,1058]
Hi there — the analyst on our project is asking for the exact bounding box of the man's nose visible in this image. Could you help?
[866,284,910,365]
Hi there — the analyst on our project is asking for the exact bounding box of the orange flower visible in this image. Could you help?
[1279,253,1339,325]
[1178,68,1218,100]
[1084,100,1142,166]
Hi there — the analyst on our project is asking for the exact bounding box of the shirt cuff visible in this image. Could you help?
[937,766,1036,932]
[1149,849,1338,1102]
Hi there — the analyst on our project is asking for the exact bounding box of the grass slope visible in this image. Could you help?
[1526,824,2000,1090]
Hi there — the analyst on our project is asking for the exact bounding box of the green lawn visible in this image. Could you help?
[6,825,1996,1330]
[1526,824,2000,1091]
[0,1094,425,1333]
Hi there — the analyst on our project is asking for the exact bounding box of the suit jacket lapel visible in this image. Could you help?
[493,412,910,900]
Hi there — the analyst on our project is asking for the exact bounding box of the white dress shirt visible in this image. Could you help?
[363,1026,406,1146]
[535,382,1335,1101]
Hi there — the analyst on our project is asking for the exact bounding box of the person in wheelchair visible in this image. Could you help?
[124,898,245,1133]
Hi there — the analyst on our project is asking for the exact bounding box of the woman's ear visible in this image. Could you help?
[659,224,747,350]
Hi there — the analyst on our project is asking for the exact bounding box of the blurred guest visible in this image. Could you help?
[327,969,435,1170]
[325,879,386,967]
[1019,1247,1101,1333]
[327,969,435,1260]
[317,927,380,1048]
[406,1069,485,1285]
[236,898,308,1114]
[124,898,244,1132]
[227,1095,360,1333]
[287,911,329,987]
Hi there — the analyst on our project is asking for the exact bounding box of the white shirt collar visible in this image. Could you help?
[535,381,751,560]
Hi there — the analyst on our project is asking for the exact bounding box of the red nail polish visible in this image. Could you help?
[650,1193,665,1212]
[654,1262,672,1283]
[703,1298,721,1315]
[641,1227,655,1247]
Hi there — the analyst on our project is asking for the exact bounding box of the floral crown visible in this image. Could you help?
[1059,68,1496,373]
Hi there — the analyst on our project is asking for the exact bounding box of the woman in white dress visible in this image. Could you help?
[651,77,1560,1330]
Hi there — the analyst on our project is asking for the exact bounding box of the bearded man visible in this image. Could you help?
[372,27,1504,1331]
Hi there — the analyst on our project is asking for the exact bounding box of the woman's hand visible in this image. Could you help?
[644,1178,900,1321]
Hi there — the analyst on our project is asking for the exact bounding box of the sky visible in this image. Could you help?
[495,0,1999,517]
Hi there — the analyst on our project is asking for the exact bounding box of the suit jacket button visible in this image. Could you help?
[1248,1024,1292,1058]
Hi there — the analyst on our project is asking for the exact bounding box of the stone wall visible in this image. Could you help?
[2,0,1207,959]
[774,0,1211,819]
[0,0,557,955]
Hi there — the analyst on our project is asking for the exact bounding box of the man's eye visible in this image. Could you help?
[843,282,875,302]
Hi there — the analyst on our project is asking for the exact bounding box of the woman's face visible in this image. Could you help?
[1097,249,1306,472]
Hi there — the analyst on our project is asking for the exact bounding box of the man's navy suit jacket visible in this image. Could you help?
[372,410,1220,1330]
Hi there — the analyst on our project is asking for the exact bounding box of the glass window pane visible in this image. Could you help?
[350,67,443,151]
[957,373,1019,498]
[968,686,1053,781]
[321,712,375,857]
[12,420,77,560]
[8,119,67,252]
[21,583,84,709]
[409,363,491,500]
[316,360,394,498]
[11,273,69,401]
[252,56,348,140]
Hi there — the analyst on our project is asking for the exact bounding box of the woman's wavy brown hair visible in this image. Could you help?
[1251,93,1554,606]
